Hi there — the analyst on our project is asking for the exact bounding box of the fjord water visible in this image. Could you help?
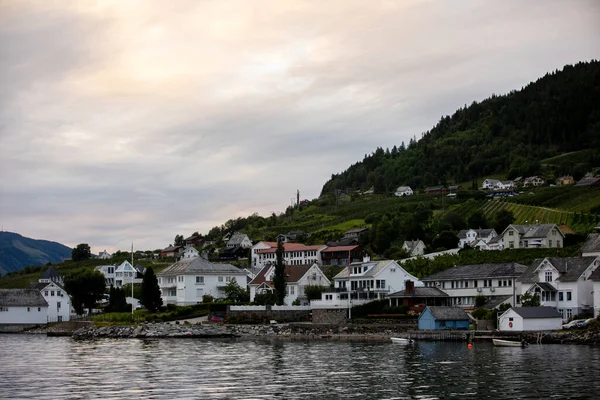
[1,335,599,399]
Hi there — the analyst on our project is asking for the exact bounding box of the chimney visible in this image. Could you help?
[405,280,414,295]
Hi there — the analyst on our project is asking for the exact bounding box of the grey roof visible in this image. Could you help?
[511,307,561,319]
[41,266,61,280]
[505,224,562,239]
[0,289,48,307]
[395,186,412,192]
[581,233,600,254]
[588,268,600,281]
[518,257,597,283]
[483,295,512,309]
[488,235,503,245]
[458,229,496,239]
[403,240,423,253]
[422,263,526,281]
[29,281,66,291]
[157,257,244,276]
[388,287,448,298]
[333,260,397,280]
[227,233,249,245]
[427,306,469,321]
[531,282,557,292]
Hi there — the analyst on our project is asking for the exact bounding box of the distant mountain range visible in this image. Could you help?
[0,232,72,276]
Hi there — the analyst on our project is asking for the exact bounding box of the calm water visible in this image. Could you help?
[0,334,599,399]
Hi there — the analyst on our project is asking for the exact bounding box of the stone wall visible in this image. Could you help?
[312,308,347,324]
[227,305,311,322]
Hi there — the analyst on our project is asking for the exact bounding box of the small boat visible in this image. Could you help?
[391,337,413,344]
[493,339,527,347]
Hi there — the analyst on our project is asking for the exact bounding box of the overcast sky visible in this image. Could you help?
[0,0,598,253]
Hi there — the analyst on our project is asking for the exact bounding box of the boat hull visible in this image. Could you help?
[391,337,412,344]
[493,339,523,347]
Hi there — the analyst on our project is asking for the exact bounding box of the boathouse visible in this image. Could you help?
[418,306,470,330]
[498,307,562,331]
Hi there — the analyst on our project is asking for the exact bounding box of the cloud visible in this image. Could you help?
[0,0,599,252]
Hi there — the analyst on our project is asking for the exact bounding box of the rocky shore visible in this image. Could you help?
[72,323,239,340]
[521,330,600,345]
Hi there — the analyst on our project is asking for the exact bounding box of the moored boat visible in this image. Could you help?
[493,339,527,347]
[391,337,413,344]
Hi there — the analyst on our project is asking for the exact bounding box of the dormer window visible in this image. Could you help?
[545,271,552,282]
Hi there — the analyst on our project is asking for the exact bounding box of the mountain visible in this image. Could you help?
[0,232,72,276]
[321,60,600,195]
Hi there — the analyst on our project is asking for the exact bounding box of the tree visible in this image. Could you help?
[72,243,91,262]
[467,211,489,229]
[106,285,128,312]
[493,209,515,233]
[140,267,163,312]
[174,234,184,246]
[474,294,487,308]
[220,280,250,302]
[64,270,106,315]
[304,285,327,301]
[253,291,277,305]
[273,240,287,305]
[520,292,540,307]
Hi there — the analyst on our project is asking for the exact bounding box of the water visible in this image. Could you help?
[1,335,599,399]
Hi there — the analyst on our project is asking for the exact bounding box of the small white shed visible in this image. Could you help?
[498,306,562,331]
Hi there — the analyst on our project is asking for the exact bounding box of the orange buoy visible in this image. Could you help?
[468,343,473,349]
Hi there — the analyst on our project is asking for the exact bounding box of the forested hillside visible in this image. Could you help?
[0,232,72,276]
[321,61,600,195]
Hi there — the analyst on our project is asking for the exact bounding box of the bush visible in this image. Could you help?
[471,307,489,320]
[202,294,214,303]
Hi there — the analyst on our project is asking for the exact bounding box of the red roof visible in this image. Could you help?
[256,243,324,254]
[321,245,359,253]
[249,264,313,285]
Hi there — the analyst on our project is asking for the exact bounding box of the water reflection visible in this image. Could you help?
[0,335,599,399]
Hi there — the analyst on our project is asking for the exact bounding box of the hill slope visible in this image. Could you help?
[0,232,72,275]
[321,60,600,195]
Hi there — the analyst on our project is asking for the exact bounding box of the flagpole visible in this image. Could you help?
[348,251,352,320]
[131,242,134,317]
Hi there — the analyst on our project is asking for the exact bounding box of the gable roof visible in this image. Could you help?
[503,224,563,239]
[0,289,48,307]
[422,263,526,281]
[158,257,243,276]
[227,233,250,245]
[581,233,600,255]
[30,281,66,291]
[403,240,424,253]
[395,186,412,192]
[510,306,561,319]
[321,245,359,253]
[333,260,400,280]
[483,295,512,309]
[426,306,469,321]
[518,257,597,282]
[388,287,448,298]
[41,266,62,280]
[249,264,315,286]
[256,243,325,254]
[588,267,600,281]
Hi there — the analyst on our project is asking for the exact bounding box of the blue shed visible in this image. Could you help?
[418,306,471,330]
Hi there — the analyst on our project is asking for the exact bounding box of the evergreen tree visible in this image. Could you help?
[107,285,128,312]
[64,270,106,315]
[140,267,163,312]
[72,243,91,261]
[273,240,287,305]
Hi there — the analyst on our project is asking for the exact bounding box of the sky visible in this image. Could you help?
[0,0,598,253]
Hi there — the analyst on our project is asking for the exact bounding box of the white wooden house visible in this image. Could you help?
[157,257,247,305]
[501,223,564,249]
[518,256,599,320]
[249,263,330,306]
[590,268,600,318]
[457,229,498,249]
[227,233,253,249]
[394,186,413,196]
[0,289,48,329]
[498,307,562,331]
[402,240,426,256]
[181,245,200,259]
[114,261,143,288]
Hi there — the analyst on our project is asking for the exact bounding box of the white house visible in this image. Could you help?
[249,263,330,306]
[590,268,600,318]
[0,289,48,329]
[422,262,526,309]
[98,249,112,259]
[518,256,599,320]
[157,257,247,305]
[394,186,413,196]
[31,281,70,322]
[581,233,600,257]
[457,229,498,249]
[498,307,562,331]
[255,243,326,269]
[95,264,116,286]
[523,176,544,187]
[482,179,502,190]
[114,261,144,288]
[402,240,426,256]
[227,233,253,249]
[181,245,200,259]
[250,241,278,268]
[502,223,564,249]
[312,258,422,308]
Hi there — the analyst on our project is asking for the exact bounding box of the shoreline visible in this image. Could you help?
[20,321,600,344]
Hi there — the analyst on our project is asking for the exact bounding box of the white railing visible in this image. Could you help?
[272,305,311,311]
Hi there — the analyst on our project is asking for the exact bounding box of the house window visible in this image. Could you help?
[0,307,7,312]
[549,240,553,247]
[169,289,176,296]
[474,280,478,288]
[218,276,223,282]
[516,295,521,304]
[509,230,514,236]
[567,292,572,301]
[196,276,204,284]
[524,240,528,248]
[558,309,564,318]
[509,241,514,249]
[451,281,455,289]
[27,307,31,312]
[51,291,55,296]
[290,286,295,295]
[508,280,512,287]
[57,302,61,310]
[566,309,573,319]
[464,281,468,288]
[390,268,396,272]
[509,317,513,322]
[38,307,41,312]
[545,271,552,282]
[559,292,564,301]
[226,276,231,282]
[44,291,48,296]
